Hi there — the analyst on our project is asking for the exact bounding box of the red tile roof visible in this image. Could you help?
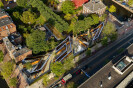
[72,0,88,8]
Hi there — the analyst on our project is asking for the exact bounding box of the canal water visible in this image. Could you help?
[103,0,133,21]
[0,75,9,88]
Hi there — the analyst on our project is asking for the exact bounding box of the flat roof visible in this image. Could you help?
[78,59,133,88]
[127,44,133,56]
[13,47,31,58]
[78,44,133,88]
[116,71,133,88]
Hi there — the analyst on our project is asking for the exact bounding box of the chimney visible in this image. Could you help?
[108,72,111,80]
[100,81,103,87]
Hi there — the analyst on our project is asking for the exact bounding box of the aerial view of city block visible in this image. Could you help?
[0,0,133,88]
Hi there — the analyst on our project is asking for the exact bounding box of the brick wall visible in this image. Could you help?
[15,50,32,63]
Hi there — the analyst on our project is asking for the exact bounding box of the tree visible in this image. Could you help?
[91,14,99,25]
[64,14,72,20]
[43,74,50,86]
[0,1,4,8]
[61,1,75,14]
[0,50,4,62]
[67,82,78,88]
[0,62,14,78]
[109,32,117,41]
[128,0,133,7]
[50,62,65,77]
[99,14,107,22]
[16,0,28,8]
[12,11,21,22]
[35,15,46,26]
[109,5,116,13]
[101,37,108,46]
[30,0,69,33]
[13,11,21,19]
[9,77,17,87]
[50,39,57,49]
[102,21,116,36]
[63,54,75,71]
[21,11,37,24]
[26,30,50,54]
[86,48,91,55]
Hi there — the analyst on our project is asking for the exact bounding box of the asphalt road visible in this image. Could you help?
[72,37,133,86]
[49,29,133,88]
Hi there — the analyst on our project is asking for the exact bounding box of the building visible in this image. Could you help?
[78,44,133,88]
[83,0,106,15]
[3,33,32,63]
[0,8,16,40]
[72,0,88,8]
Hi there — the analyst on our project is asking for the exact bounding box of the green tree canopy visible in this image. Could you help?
[0,62,14,78]
[0,50,4,62]
[30,0,69,33]
[0,1,4,8]
[16,0,28,8]
[101,37,108,46]
[102,21,116,36]
[50,62,65,77]
[9,77,18,87]
[128,0,133,6]
[26,30,50,54]
[90,14,99,25]
[21,11,37,24]
[86,48,91,55]
[67,82,78,88]
[109,5,116,13]
[61,1,75,14]
[64,14,72,20]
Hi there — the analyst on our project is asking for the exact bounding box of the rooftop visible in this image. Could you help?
[3,36,15,51]
[0,17,12,27]
[0,8,8,17]
[83,0,106,12]
[78,44,133,88]
[72,0,88,8]
[13,47,31,58]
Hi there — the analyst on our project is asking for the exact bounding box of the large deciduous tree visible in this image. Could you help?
[50,62,65,77]
[109,5,116,13]
[0,1,4,8]
[21,11,37,24]
[61,1,75,14]
[0,62,14,78]
[26,30,50,54]
[102,21,116,36]
[9,77,18,87]
[16,0,28,8]
[128,0,133,7]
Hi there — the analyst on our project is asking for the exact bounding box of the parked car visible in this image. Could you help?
[61,73,72,84]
